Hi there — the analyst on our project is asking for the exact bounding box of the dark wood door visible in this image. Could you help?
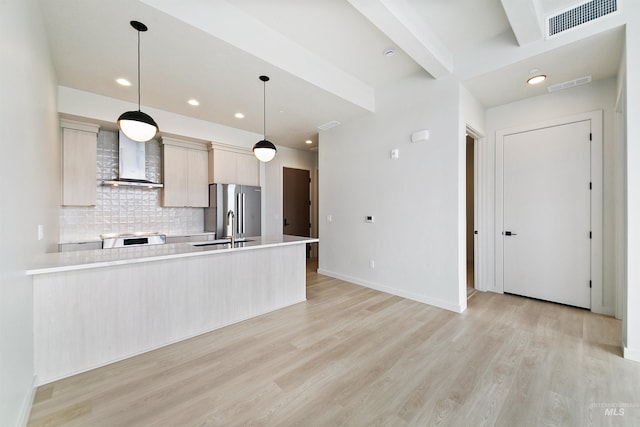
[283,167,310,238]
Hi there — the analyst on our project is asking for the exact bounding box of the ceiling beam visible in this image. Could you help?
[141,0,375,112]
[500,0,544,46]
[347,0,453,79]
[455,9,626,81]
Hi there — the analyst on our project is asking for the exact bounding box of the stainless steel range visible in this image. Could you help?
[100,232,166,249]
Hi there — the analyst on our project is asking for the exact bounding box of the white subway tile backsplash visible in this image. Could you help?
[60,130,204,242]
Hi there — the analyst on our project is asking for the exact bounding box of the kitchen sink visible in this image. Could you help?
[191,239,255,247]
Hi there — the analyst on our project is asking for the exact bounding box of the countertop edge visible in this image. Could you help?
[28,237,319,276]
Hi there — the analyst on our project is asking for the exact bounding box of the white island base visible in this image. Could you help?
[30,237,313,384]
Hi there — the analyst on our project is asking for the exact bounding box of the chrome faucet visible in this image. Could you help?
[226,210,235,246]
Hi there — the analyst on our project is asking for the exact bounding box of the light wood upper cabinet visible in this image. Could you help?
[211,148,236,184]
[162,144,188,207]
[209,147,259,186]
[186,148,209,207]
[236,152,260,186]
[61,120,100,206]
[161,138,209,207]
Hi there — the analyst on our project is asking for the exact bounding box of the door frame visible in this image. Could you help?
[495,110,604,313]
[282,166,314,256]
[466,127,483,292]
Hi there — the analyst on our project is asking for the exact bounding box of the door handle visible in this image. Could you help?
[503,231,517,236]
[284,218,290,227]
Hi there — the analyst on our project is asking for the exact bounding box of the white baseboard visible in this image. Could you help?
[17,375,37,427]
[591,304,615,317]
[317,269,464,313]
[623,345,640,363]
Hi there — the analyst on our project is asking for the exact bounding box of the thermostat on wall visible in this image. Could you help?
[411,129,429,143]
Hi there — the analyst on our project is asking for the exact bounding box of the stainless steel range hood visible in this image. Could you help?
[102,131,163,188]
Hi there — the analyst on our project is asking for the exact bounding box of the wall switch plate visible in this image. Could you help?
[369,259,375,269]
[390,149,399,159]
[365,216,374,223]
[326,215,333,222]
[37,224,43,241]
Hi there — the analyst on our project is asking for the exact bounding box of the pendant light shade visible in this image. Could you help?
[253,139,277,162]
[117,21,159,142]
[117,110,158,142]
[252,75,277,162]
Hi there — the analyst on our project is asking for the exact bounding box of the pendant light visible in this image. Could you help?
[252,75,277,162]
[117,21,159,142]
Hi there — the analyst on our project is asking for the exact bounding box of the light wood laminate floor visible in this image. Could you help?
[28,262,640,426]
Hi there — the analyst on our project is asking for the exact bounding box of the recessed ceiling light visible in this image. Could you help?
[235,112,245,119]
[188,99,200,106]
[305,140,313,144]
[527,74,547,85]
[116,78,131,86]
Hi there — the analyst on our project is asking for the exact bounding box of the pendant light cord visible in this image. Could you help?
[263,80,266,139]
[137,29,141,112]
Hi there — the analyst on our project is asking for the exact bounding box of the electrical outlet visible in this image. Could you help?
[327,215,333,222]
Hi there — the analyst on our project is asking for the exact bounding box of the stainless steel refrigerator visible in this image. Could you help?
[204,183,262,238]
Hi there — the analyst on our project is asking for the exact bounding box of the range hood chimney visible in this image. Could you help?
[102,131,163,188]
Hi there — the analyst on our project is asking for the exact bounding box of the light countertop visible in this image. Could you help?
[28,235,318,275]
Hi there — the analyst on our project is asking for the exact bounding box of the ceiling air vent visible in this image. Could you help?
[547,0,617,38]
[317,120,341,131]
[547,75,592,93]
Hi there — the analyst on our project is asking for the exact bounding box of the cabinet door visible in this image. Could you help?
[162,144,188,207]
[236,152,259,186]
[213,149,237,184]
[62,128,97,206]
[187,148,209,207]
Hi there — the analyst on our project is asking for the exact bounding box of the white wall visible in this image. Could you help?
[263,146,318,238]
[0,0,60,425]
[624,6,640,362]
[486,78,618,315]
[318,73,465,312]
[460,85,486,136]
[615,51,627,342]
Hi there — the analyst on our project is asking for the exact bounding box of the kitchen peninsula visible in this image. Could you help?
[28,235,317,384]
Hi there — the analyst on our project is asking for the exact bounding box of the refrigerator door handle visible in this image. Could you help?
[236,192,241,234]
[241,193,246,234]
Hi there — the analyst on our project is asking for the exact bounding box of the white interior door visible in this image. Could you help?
[503,120,591,308]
